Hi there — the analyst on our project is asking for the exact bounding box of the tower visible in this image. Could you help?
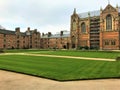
[70,8,79,49]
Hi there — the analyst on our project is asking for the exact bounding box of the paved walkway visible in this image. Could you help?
[1,53,115,61]
[0,70,120,90]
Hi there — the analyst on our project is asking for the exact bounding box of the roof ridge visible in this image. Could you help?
[0,29,15,35]
[78,10,100,18]
[78,9,100,15]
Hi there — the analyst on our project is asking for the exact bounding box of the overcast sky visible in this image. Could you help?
[0,0,120,33]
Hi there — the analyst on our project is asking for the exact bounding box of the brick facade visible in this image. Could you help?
[70,4,120,50]
[0,27,40,49]
[41,31,70,49]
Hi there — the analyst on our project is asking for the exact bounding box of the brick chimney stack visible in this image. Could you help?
[15,27,20,32]
[60,31,63,36]
[27,27,30,31]
[48,32,51,37]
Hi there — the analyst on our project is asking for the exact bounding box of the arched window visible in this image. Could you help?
[81,22,86,33]
[106,14,112,30]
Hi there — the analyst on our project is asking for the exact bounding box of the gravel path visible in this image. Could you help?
[1,53,115,61]
[0,70,120,90]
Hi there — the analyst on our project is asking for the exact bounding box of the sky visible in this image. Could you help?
[0,0,120,34]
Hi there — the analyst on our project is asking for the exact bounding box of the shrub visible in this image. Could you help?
[90,46,99,50]
[84,46,89,50]
[0,49,4,53]
[116,57,120,61]
[77,46,89,50]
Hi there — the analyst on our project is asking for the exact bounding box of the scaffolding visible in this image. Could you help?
[90,17,100,48]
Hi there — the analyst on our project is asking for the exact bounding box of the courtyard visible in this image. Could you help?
[0,50,120,81]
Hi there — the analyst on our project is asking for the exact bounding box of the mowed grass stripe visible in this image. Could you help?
[29,50,120,59]
[0,55,119,81]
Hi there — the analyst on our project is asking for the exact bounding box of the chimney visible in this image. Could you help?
[27,27,30,31]
[34,29,37,32]
[60,31,63,36]
[15,27,20,32]
[42,33,44,36]
[48,32,51,37]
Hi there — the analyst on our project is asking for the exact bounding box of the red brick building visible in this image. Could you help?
[70,4,120,50]
[0,27,40,49]
[0,27,70,50]
[41,31,70,49]
[0,4,120,50]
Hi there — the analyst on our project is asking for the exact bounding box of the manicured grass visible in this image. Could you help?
[0,55,119,81]
[29,50,120,59]
[4,49,48,53]
[4,49,120,59]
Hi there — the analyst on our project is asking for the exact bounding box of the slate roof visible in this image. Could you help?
[0,29,15,35]
[78,10,100,18]
[0,29,26,36]
[41,31,70,38]
[78,7,120,18]
[21,33,26,36]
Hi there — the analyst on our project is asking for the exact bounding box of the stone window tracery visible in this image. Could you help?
[81,22,86,33]
[106,14,112,30]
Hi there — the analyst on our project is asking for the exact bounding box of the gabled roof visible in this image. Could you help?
[78,5,120,18]
[102,4,118,13]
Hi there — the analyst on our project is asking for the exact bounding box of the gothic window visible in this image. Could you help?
[104,40,109,45]
[81,22,86,33]
[106,14,112,30]
[111,40,116,45]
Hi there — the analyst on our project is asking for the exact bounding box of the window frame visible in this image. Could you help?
[81,22,86,33]
[106,14,112,31]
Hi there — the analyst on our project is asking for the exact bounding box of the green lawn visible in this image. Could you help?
[4,49,120,59]
[0,55,119,81]
[29,50,120,59]
[4,49,47,53]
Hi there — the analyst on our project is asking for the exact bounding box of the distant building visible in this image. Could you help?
[70,4,120,50]
[0,27,40,49]
[0,27,70,49]
[41,30,70,49]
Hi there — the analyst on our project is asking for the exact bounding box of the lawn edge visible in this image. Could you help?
[0,69,120,82]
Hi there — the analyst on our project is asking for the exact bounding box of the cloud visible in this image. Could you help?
[0,0,120,33]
